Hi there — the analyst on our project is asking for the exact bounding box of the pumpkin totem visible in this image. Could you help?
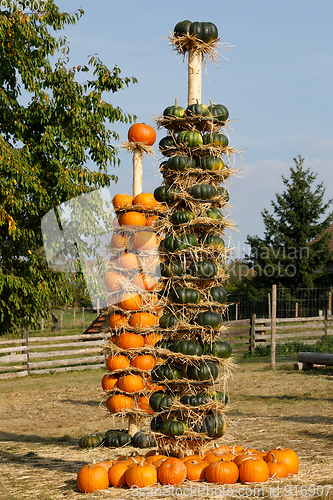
[148,20,238,456]
[102,124,165,441]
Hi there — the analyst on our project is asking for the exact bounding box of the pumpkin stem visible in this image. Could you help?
[139,459,146,466]
[209,98,213,107]
[175,98,178,107]
[271,452,278,463]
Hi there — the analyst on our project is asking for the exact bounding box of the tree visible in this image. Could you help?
[0,2,137,334]
[244,156,333,294]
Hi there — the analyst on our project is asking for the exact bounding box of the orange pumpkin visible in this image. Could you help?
[204,452,225,465]
[265,447,299,474]
[77,464,109,493]
[158,457,187,485]
[117,331,145,349]
[106,354,130,372]
[101,373,118,391]
[131,273,157,291]
[108,461,130,487]
[131,354,155,371]
[144,332,163,347]
[131,230,158,250]
[117,373,144,393]
[205,460,239,484]
[133,192,159,209]
[137,395,153,414]
[267,461,288,478]
[109,312,129,329]
[239,458,269,483]
[146,454,167,465]
[118,292,143,311]
[112,193,133,209]
[104,271,123,292]
[110,233,126,249]
[120,211,146,227]
[118,252,141,269]
[128,123,156,146]
[95,460,114,472]
[105,394,134,413]
[185,459,209,482]
[125,459,158,488]
[129,312,159,328]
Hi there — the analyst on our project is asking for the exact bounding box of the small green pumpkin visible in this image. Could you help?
[171,210,195,225]
[159,135,176,151]
[189,21,218,43]
[207,390,229,404]
[150,415,164,432]
[188,184,217,199]
[154,184,180,202]
[131,431,156,448]
[171,339,203,356]
[163,100,185,118]
[169,287,201,304]
[160,418,187,437]
[203,340,232,358]
[79,433,105,449]
[167,155,196,171]
[180,394,208,406]
[187,259,218,278]
[193,310,223,330]
[199,234,225,247]
[186,361,218,381]
[103,431,132,448]
[202,132,229,148]
[185,102,209,117]
[149,391,174,412]
[197,156,226,171]
[217,186,229,202]
[177,130,203,147]
[201,412,226,438]
[208,103,229,122]
[206,207,223,220]
[160,233,198,252]
[160,260,186,277]
[209,286,228,304]
[151,363,182,381]
[174,20,192,36]
[158,313,183,329]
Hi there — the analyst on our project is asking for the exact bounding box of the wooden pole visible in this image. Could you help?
[270,285,277,369]
[188,49,202,105]
[73,307,76,328]
[250,313,256,355]
[22,327,30,374]
[295,302,298,318]
[132,148,143,198]
[268,293,271,319]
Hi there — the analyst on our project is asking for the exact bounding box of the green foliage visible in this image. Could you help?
[245,335,333,358]
[244,156,333,294]
[0,2,137,334]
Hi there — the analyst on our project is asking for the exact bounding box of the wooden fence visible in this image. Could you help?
[0,316,331,379]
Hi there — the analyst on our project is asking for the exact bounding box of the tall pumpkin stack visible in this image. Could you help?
[102,124,166,442]
[148,20,239,456]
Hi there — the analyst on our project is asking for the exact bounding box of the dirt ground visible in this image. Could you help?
[0,360,332,500]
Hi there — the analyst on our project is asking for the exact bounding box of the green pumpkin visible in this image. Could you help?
[149,391,174,412]
[171,339,202,356]
[189,21,218,43]
[159,135,176,151]
[180,394,208,406]
[167,155,196,171]
[185,103,209,117]
[174,20,192,36]
[160,260,186,277]
[169,287,201,304]
[187,259,218,278]
[188,184,217,199]
[193,311,223,330]
[160,419,187,437]
[154,184,180,203]
[209,286,228,304]
[204,340,232,358]
[79,433,105,449]
[207,390,229,404]
[206,207,223,220]
[186,361,218,381]
[177,130,203,147]
[150,415,164,432]
[199,234,225,247]
[103,431,132,448]
[163,102,185,118]
[160,233,198,252]
[202,132,229,148]
[131,431,156,449]
[217,186,229,202]
[197,156,226,171]
[158,313,183,329]
[151,363,182,381]
[155,338,172,349]
[171,210,195,225]
[201,412,226,438]
[208,103,229,122]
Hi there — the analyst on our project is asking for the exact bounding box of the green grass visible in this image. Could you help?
[245,334,333,358]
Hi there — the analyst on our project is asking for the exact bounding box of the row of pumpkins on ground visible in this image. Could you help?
[76,445,299,493]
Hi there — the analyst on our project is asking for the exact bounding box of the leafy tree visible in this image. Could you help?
[244,156,333,294]
[0,2,137,334]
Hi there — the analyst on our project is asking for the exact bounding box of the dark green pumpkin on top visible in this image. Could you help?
[206,207,223,220]
[196,155,226,171]
[203,340,232,359]
[208,103,229,122]
[188,184,217,199]
[163,100,185,118]
[103,431,132,448]
[203,132,229,148]
[187,259,218,279]
[131,431,156,449]
[185,102,209,117]
[160,418,187,437]
[167,155,196,171]
[189,21,218,43]
[149,391,174,412]
[180,394,208,406]
[151,363,182,381]
[171,210,195,225]
[79,433,105,449]
[209,286,228,304]
[174,20,192,36]
[177,130,203,147]
[169,287,201,304]
[171,339,203,356]
[160,233,198,252]
[193,310,223,330]
[186,361,218,381]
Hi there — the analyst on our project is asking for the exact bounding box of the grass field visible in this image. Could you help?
[0,359,332,499]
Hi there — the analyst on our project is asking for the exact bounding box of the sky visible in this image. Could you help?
[51,0,333,258]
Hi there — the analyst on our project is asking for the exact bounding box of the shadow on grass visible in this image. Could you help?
[0,430,78,447]
[60,398,102,407]
[233,393,333,403]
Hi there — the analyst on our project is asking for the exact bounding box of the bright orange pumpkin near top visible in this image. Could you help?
[128,123,156,146]
[131,230,157,250]
[112,193,133,209]
[133,192,158,208]
[120,211,146,227]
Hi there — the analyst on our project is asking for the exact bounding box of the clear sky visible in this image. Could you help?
[53,0,333,258]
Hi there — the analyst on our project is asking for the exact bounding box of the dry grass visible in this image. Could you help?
[0,361,332,499]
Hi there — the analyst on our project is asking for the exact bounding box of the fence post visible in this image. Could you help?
[268,293,271,319]
[73,307,76,328]
[22,327,30,374]
[295,302,298,318]
[82,307,85,326]
[250,313,256,354]
[270,285,277,369]
[97,298,100,317]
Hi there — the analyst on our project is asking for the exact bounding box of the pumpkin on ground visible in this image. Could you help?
[108,461,131,488]
[125,459,158,488]
[205,460,239,484]
[128,123,156,146]
[104,431,132,448]
[265,447,299,474]
[77,464,109,493]
[158,457,187,485]
[185,459,209,481]
[79,433,105,449]
[239,458,269,483]
[131,431,156,448]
